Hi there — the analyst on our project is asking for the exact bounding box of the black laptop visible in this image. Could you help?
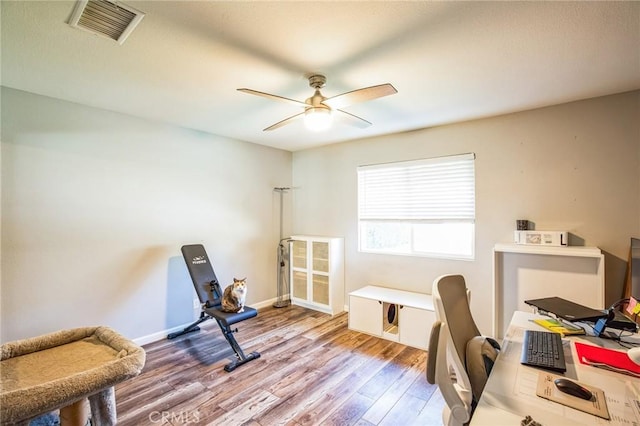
[524,297,607,322]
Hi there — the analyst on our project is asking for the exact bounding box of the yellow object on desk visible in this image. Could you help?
[532,318,585,336]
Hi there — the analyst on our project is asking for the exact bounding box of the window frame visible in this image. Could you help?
[357,153,476,260]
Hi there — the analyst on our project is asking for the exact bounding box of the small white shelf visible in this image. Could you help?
[494,243,603,258]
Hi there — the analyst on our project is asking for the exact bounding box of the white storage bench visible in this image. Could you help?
[348,285,435,350]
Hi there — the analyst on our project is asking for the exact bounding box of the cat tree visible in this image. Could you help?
[1,326,145,425]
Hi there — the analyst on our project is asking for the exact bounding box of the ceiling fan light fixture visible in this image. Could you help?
[238,74,396,132]
[304,107,332,132]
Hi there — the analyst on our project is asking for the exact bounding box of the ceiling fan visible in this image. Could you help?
[237,74,397,132]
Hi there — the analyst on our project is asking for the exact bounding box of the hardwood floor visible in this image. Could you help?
[115,305,445,425]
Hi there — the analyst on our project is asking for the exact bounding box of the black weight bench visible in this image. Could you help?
[167,244,260,372]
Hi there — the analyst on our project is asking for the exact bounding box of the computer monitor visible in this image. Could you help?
[631,237,640,301]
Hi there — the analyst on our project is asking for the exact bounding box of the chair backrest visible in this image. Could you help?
[426,320,471,426]
[181,244,223,308]
[435,275,481,371]
[427,274,481,426]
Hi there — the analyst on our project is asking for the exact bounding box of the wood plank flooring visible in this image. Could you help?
[115,305,445,425]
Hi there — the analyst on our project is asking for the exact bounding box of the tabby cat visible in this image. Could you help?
[221,278,247,313]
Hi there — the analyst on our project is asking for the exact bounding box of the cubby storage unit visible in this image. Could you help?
[348,285,434,350]
[289,235,344,315]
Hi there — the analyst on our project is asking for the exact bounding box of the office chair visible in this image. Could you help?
[426,274,500,426]
[167,244,260,372]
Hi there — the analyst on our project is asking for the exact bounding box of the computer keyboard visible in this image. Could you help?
[521,330,567,373]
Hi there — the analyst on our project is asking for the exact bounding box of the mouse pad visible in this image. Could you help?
[536,372,610,420]
[574,342,640,376]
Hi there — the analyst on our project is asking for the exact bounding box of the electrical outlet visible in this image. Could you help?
[193,299,200,309]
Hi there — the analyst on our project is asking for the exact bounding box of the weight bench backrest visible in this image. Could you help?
[181,244,223,309]
[175,244,261,372]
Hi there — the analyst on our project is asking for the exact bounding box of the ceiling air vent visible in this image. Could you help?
[68,0,145,45]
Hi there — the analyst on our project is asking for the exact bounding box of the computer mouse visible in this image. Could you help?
[554,378,593,400]
[629,347,640,366]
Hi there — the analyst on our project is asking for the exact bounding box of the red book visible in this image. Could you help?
[575,341,640,377]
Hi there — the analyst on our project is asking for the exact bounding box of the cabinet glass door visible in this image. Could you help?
[312,241,329,272]
[312,274,329,305]
[292,240,307,269]
[293,271,307,299]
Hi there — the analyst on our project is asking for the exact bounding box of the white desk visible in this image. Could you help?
[472,311,640,426]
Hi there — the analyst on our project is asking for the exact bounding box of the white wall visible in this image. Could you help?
[1,87,292,343]
[292,90,640,334]
[2,88,638,343]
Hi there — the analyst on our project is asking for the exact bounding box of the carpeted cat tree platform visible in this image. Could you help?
[0,326,145,425]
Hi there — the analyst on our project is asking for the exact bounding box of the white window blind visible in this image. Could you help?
[357,153,476,259]
[358,153,475,221]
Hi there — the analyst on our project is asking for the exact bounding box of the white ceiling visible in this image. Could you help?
[2,1,639,152]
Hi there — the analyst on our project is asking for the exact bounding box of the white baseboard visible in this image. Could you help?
[252,296,279,310]
[134,325,187,346]
[133,296,281,346]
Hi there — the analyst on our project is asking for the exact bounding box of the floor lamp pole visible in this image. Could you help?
[274,187,291,308]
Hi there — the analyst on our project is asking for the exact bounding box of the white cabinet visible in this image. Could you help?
[290,235,344,315]
[399,305,434,349]
[348,296,382,336]
[348,285,435,350]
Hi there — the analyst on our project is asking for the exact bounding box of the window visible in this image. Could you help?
[357,153,475,259]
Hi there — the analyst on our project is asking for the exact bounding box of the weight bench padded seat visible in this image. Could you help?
[205,306,257,328]
[0,326,145,425]
[167,244,260,372]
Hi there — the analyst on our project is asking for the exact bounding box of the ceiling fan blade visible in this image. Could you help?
[323,83,397,110]
[335,109,372,129]
[237,88,307,108]
[264,112,305,131]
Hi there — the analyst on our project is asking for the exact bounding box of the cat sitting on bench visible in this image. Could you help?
[221,278,247,313]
